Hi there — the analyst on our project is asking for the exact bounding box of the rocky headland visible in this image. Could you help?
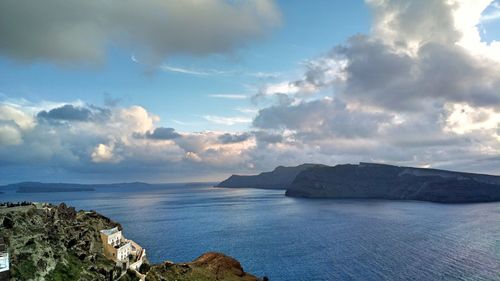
[286,163,500,203]
[218,162,500,203]
[0,203,265,281]
[216,164,323,189]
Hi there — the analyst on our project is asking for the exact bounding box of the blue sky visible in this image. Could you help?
[0,0,499,183]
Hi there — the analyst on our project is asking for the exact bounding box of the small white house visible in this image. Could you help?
[100,227,146,275]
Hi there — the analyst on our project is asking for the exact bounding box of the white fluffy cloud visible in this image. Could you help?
[0,100,261,182]
[0,0,281,64]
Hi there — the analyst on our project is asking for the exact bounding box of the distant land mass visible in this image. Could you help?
[0,182,217,194]
[4,182,96,193]
[0,182,154,193]
[218,162,500,203]
[286,163,500,203]
[216,164,324,189]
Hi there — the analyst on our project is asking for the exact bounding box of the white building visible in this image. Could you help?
[100,227,146,275]
[0,237,9,280]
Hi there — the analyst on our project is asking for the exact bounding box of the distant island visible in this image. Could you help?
[1,182,96,193]
[0,202,266,281]
[216,164,324,189]
[0,182,157,194]
[218,163,500,203]
[0,181,218,194]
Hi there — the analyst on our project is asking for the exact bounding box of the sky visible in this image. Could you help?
[0,0,499,183]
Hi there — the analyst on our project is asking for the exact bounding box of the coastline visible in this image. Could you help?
[0,202,266,281]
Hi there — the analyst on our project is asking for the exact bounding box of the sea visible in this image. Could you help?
[1,184,499,281]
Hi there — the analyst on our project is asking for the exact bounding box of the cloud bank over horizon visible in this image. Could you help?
[0,0,499,183]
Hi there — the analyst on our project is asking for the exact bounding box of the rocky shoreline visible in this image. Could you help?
[0,202,266,281]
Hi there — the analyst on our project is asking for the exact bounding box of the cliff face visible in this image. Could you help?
[217,164,323,189]
[285,163,500,203]
[0,203,264,281]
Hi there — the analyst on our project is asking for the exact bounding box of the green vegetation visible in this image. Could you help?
[118,269,141,281]
[139,262,151,274]
[47,254,83,281]
[12,258,37,280]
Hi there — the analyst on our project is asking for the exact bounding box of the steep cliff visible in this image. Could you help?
[217,164,323,189]
[285,163,500,203]
[0,203,265,281]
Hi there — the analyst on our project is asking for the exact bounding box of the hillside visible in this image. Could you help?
[285,163,500,203]
[217,164,323,189]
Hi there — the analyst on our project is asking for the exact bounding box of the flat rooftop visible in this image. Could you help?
[100,227,120,236]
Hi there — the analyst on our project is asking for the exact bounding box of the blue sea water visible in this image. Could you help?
[1,184,499,281]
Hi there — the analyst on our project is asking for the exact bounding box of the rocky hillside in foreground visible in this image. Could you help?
[216,164,323,189]
[0,203,120,281]
[0,203,265,281]
[286,163,500,203]
[144,253,263,281]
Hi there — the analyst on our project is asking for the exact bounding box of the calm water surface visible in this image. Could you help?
[1,184,499,281]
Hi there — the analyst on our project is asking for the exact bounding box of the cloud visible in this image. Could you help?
[160,65,232,76]
[218,132,251,144]
[209,94,248,100]
[480,1,500,22]
[333,36,500,111]
[143,127,182,140]
[481,10,500,22]
[0,99,261,182]
[367,0,461,48]
[0,104,36,129]
[91,142,122,163]
[203,115,252,126]
[254,98,395,139]
[254,56,346,103]
[0,0,281,64]
[444,103,500,138]
[235,107,259,114]
[160,65,210,76]
[0,121,23,146]
[37,104,93,121]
